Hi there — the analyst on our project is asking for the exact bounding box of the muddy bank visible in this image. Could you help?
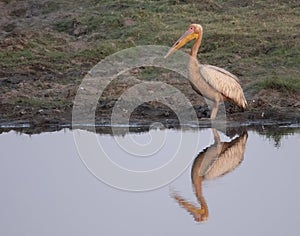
[0,99,299,136]
[0,72,299,131]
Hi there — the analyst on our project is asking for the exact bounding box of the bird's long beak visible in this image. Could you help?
[164,28,198,58]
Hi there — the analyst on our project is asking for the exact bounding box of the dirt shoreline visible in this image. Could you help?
[0,72,299,131]
[0,103,299,134]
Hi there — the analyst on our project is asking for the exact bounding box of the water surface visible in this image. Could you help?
[0,127,299,235]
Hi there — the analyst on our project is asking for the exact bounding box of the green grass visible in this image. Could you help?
[14,97,69,108]
[0,33,71,72]
[41,2,62,14]
[254,76,300,94]
[1,0,299,91]
[0,49,34,68]
[54,19,74,33]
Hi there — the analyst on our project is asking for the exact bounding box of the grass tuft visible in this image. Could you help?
[255,76,300,94]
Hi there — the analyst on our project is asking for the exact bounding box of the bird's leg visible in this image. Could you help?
[212,128,221,144]
[210,100,219,119]
[212,128,223,154]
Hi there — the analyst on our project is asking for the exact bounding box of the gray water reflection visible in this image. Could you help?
[172,128,248,222]
[0,127,299,236]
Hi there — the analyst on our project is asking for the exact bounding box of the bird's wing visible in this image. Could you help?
[205,65,239,82]
[199,64,247,108]
[204,132,248,180]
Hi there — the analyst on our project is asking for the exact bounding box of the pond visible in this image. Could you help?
[0,125,299,236]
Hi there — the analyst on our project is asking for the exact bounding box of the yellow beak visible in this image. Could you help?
[164,29,198,58]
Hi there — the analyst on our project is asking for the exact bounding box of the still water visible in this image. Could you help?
[0,126,299,235]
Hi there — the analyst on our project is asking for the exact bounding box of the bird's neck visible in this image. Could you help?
[188,31,202,86]
[189,31,202,76]
[190,153,209,220]
[190,31,203,58]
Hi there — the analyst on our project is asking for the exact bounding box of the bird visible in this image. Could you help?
[165,24,247,119]
[171,128,248,222]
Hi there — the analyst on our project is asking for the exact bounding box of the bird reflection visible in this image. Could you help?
[171,128,248,222]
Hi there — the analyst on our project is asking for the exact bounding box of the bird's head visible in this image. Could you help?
[164,24,203,58]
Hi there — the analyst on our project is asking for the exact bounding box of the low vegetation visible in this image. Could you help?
[254,76,300,94]
[0,0,299,122]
